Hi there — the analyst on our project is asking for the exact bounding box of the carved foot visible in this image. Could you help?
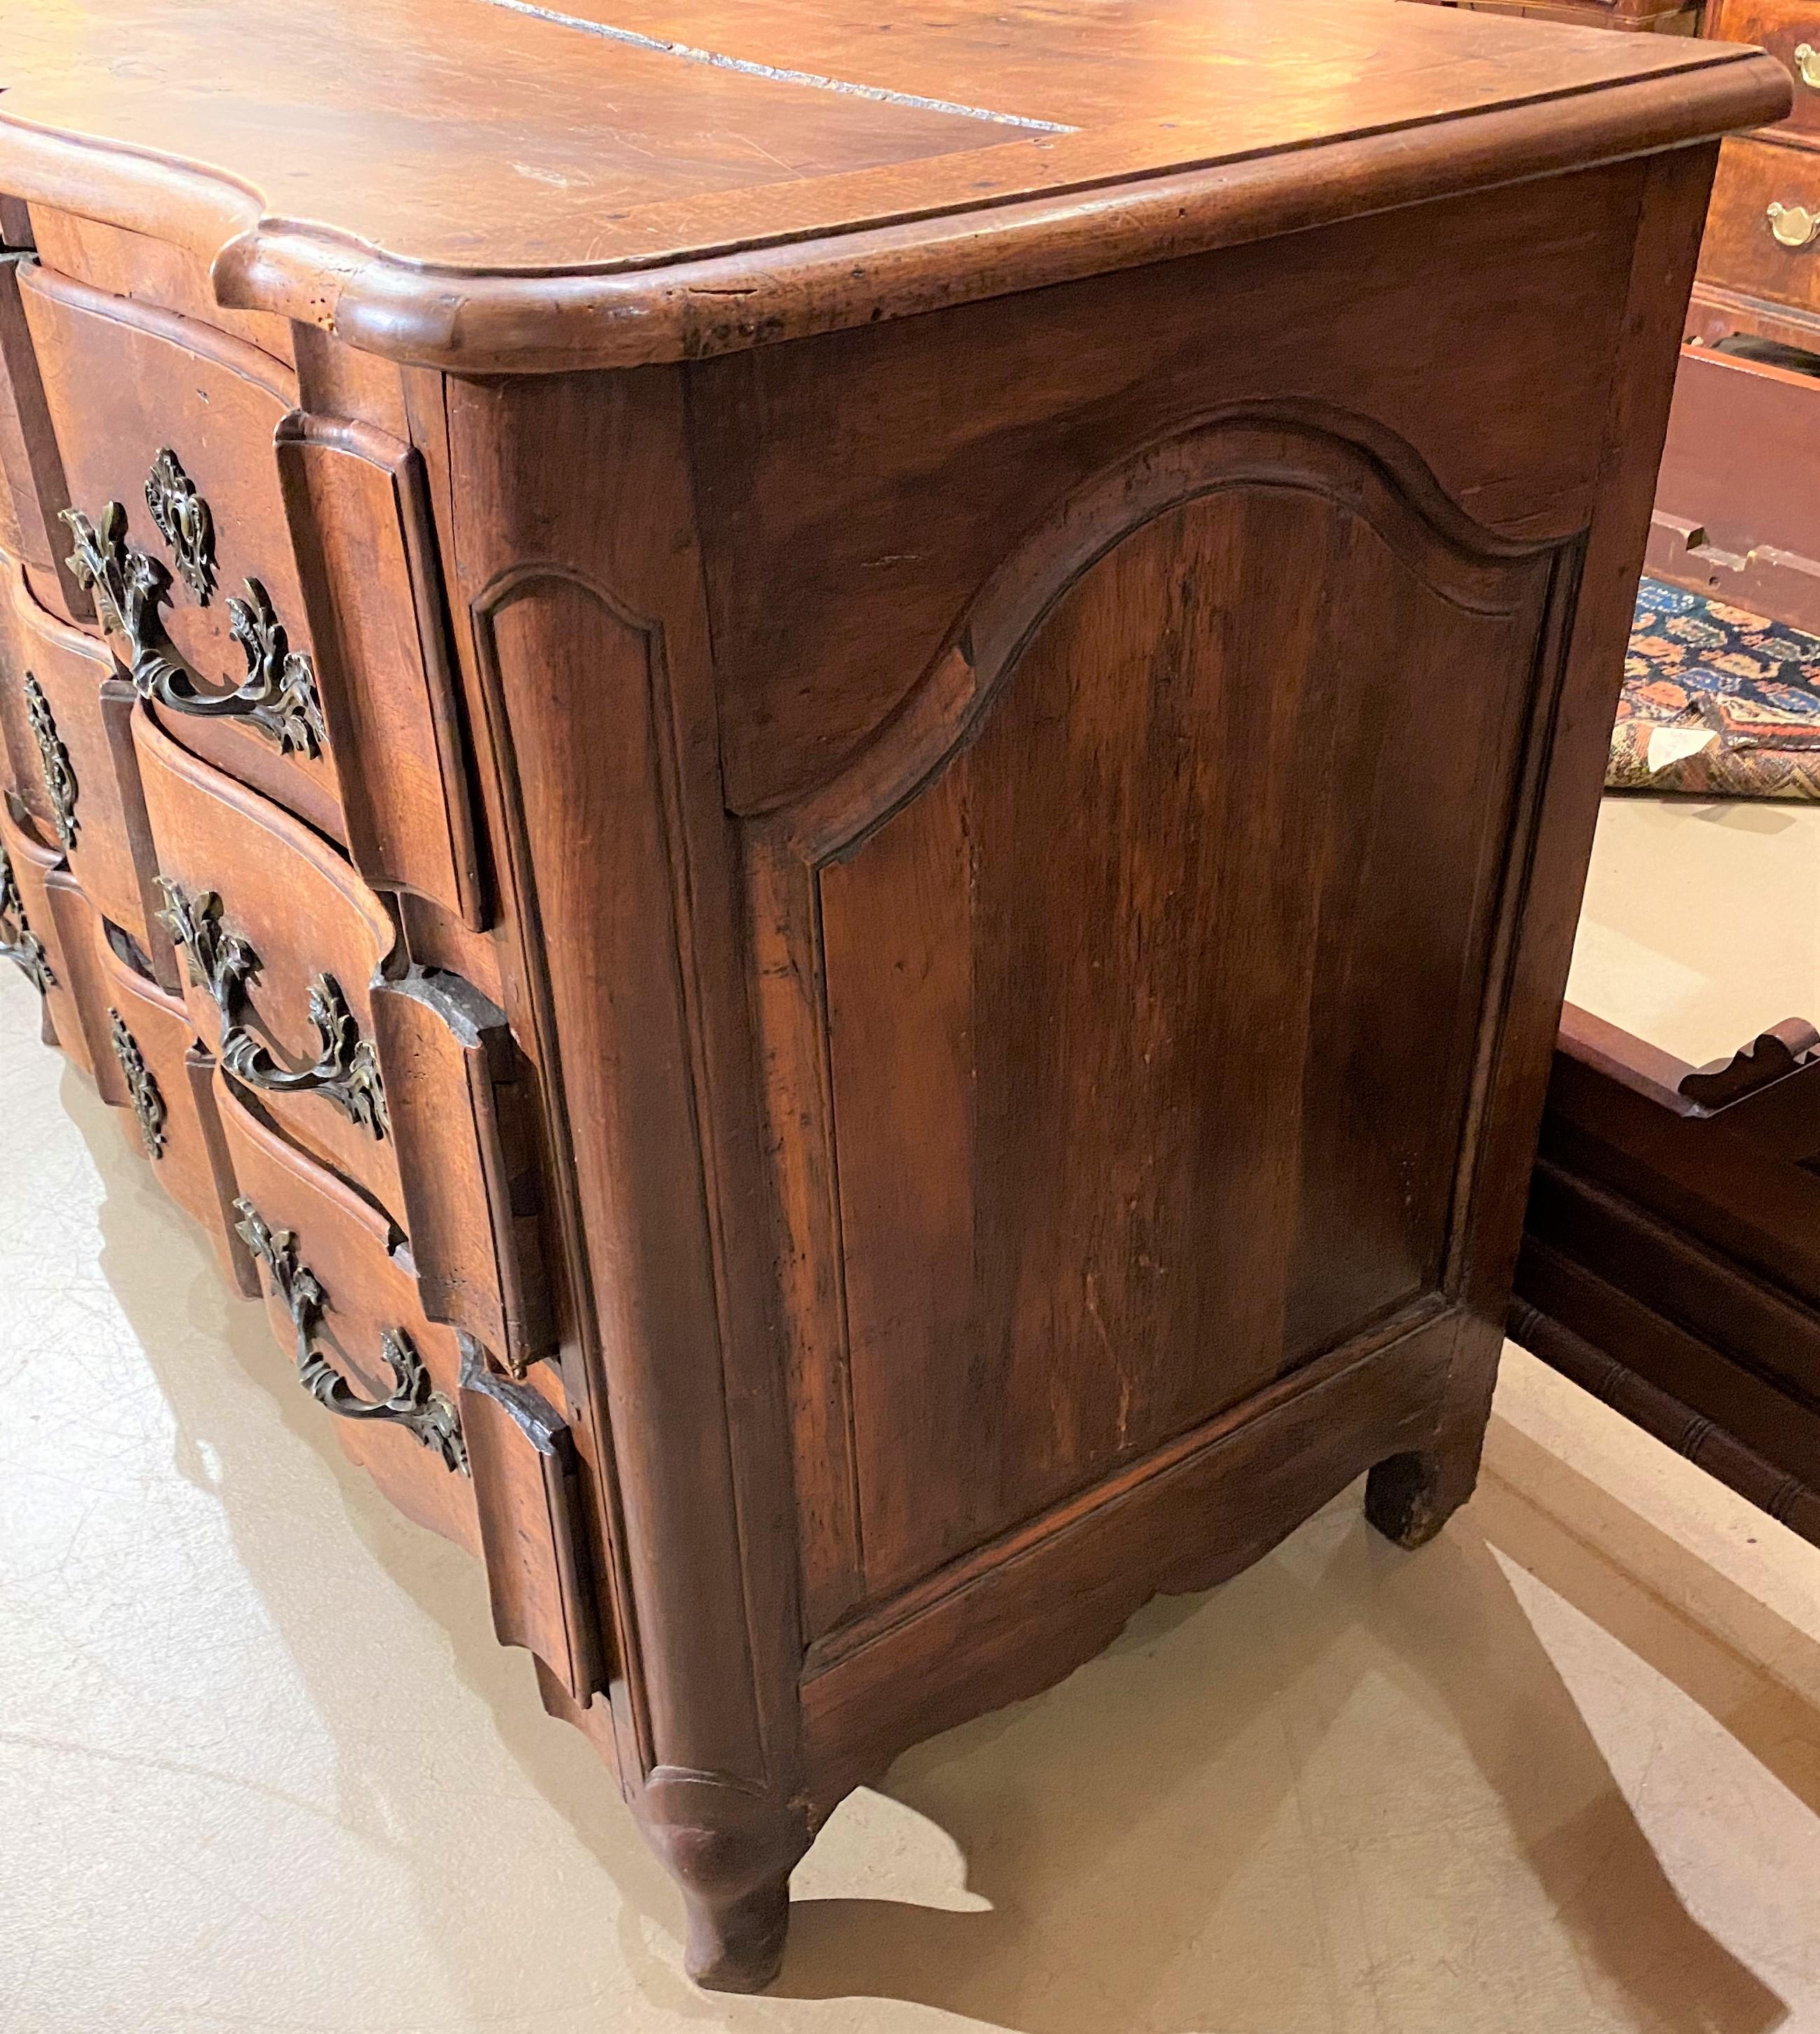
[1365,1448,1460,1549]
[678,1863,792,1993]
[1368,1323,1503,1549]
[637,1791,809,1993]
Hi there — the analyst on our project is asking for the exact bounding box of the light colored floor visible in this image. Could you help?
[2,797,1818,2034]
[1569,795,1820,1067]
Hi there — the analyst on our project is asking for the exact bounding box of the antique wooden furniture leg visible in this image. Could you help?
[1365,1329,1506,1549]
[0,1,1787,1993]
[637,1792,809,1991]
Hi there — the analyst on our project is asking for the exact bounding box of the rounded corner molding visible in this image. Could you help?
[0,50,1779,378]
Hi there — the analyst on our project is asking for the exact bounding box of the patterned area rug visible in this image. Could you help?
[1612,580,1820,801]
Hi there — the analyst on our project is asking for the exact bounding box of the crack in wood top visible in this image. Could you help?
[472,0,1077,133]
[0,0,1791,368]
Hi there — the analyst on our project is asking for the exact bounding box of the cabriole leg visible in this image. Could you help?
[636,1788,810,1993]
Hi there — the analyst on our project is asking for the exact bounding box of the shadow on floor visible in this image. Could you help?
[63,1040,1814,2034]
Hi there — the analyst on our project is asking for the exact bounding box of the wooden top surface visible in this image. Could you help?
[0,0,1790,370]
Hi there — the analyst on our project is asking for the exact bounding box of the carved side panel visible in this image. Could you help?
[751,414,1573,1619]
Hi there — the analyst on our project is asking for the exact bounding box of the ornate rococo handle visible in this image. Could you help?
[234,1196,469,1474]
[1795,43,1820,92]
[156,877,389,1139]
[108,1008,167,1158]
[61,448,327,758]
[145,448,216,604]
[0,846,55,995]
[24,675,80,851]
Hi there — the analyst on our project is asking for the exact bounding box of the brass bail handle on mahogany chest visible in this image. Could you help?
[0,846,53,996]
[234,1195,469,1474]
[1767,199,1820,250]
[154,876,390,1138]
[59,448,328,758]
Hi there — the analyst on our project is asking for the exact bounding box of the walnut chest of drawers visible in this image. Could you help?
[0,0,1786,1994]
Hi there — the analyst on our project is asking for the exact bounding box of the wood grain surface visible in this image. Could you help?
[811,434,1555,1602]
[0,0,1789,368]
[0,0,1779,1993]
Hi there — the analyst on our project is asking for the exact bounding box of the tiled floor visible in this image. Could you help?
[1,795,1817,2034]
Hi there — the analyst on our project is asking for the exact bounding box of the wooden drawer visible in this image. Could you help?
[135,701,556,1375]
[3,568,173,974]
[0,254,85,623]
[92,920,260,1295]
[17,264,485,931]
[0,559,81,846]
[0,550,24,808]
[17,264,343,839]
[1699,135,1820,314]
[218,1069,481,1553]
[133,702,403,1219]
[1,794,103,1078]
[1707,1,1820,148]
[219,1064,595,1687]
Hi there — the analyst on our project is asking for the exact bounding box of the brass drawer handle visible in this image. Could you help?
[156,878,389,1138]
[61,449,327,758]
[1767,201,1820,250]
[0,846,54,995]
[23,674,79,852]
[1796,43,1820,92]
[235,1196,469,1474]
[108,1008,168,1158]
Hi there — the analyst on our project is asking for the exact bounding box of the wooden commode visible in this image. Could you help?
[0,0,1786,1994]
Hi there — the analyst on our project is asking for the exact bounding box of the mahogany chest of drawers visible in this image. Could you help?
[0,0,1784,1994]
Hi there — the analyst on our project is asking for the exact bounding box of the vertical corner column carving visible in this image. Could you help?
[444,367,804,1821]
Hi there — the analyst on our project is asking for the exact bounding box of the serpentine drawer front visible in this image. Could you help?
[0,0,1789,1998]
[134,703,401,1214]
[218,1067,483,1556]
[92,916,258,1295]
[1,795,97,1079]
[3,567,171,974]
[19,266,343,837]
